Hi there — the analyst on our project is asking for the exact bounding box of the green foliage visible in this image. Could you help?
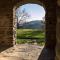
[16,29,45,46]
[16,39,27,44]
[17,29,45,39]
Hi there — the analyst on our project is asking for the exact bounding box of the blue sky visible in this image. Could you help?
[16,3,45,22]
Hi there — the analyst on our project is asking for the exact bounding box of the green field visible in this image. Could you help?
[16,29,45,45]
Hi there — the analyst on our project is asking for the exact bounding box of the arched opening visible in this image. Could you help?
[13,3,46,60]
[0,0,57,60]
[13,0,57,60]
[16,4,46,46]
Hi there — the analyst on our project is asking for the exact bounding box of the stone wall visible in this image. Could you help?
[0,0,60,60]
[56,3,60,60]
[0,0,13,47]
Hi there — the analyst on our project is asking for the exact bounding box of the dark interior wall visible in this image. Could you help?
[0,0,60,60]
[0,0,13,47]
[56,1,60,59]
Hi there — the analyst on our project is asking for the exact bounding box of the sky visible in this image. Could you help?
[16,3,45,22]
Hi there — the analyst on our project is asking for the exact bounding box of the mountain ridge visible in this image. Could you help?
[17,20,45,30]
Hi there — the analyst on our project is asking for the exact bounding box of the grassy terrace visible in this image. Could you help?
[16,29,45,46]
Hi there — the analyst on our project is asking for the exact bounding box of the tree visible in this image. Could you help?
[16,9,30,29]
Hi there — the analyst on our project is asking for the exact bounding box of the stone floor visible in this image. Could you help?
[0,44,44,60]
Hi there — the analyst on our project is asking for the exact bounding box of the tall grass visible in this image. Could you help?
[16,29,45,46]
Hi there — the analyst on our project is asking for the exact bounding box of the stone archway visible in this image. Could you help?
[13,0,46,45]
[0,0,57,50]
[13,0,57,50]
[13,0,57,60]
[0,0,58,60]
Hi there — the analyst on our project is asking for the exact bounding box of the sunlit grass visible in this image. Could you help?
[16,29,45,46]
[17,29,45,39]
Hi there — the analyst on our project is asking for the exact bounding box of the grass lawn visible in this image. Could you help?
[16,29,45,46]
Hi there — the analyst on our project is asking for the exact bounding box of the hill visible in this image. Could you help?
[17,20,45,30]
